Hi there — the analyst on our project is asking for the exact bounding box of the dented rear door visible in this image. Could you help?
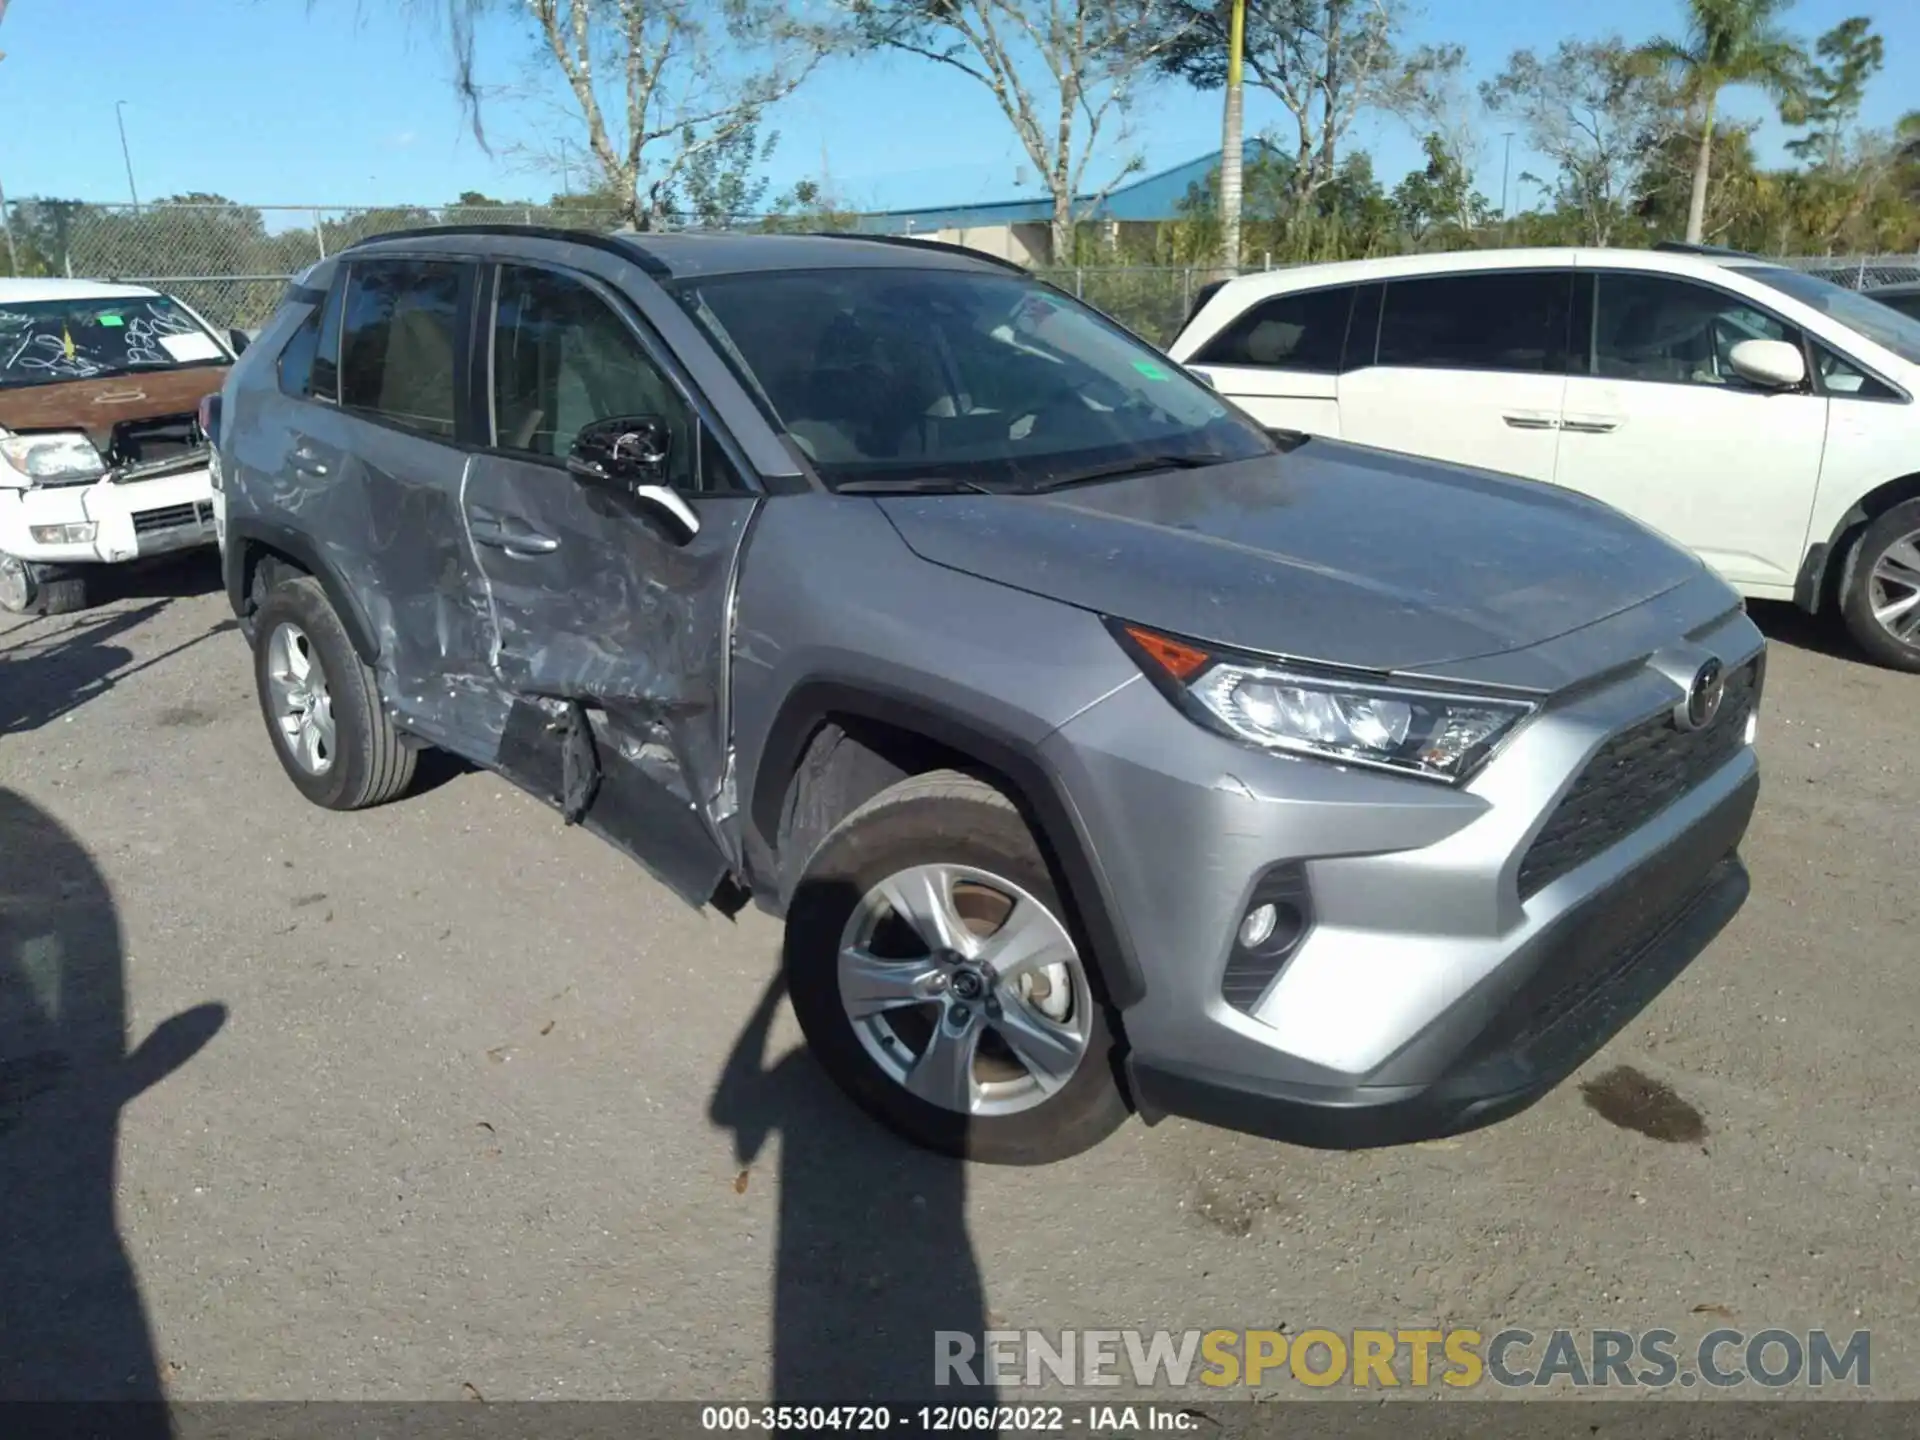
[462,260,757,902]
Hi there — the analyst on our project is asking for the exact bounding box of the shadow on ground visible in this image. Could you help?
[0,788,227,1412]
[0,604,237,736]
[1745,599,1860,662]
[711,975,1000,1421]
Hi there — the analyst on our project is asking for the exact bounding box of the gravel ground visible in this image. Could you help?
[2,553,1916,1407]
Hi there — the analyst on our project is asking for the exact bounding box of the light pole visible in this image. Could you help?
[1216,0,1247,278]
[1499,131,1514,241]
[115,100,140,211]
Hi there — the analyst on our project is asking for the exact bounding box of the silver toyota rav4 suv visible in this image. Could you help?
[209,227,1764,1163]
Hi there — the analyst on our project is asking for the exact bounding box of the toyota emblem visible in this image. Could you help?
[1682,658,1726,731]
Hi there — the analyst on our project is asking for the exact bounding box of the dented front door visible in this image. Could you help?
[461,260,757,903]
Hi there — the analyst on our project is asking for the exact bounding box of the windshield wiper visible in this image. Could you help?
[1025,451,1228,493]
[834,476,998,495]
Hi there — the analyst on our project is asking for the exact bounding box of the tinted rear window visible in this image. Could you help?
[1193,286,1355,372]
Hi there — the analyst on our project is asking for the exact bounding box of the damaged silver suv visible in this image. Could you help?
[210,227,1764,1163]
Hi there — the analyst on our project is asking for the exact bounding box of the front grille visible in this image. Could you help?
[1516,657,1761,900]
[132,501,214,534]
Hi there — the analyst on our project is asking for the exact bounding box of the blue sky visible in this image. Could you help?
[0,0,1913,217]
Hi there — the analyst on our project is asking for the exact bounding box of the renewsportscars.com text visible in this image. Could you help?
[935,1327,1871,1390]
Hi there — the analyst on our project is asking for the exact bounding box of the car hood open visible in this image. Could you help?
[875,438,1706,676]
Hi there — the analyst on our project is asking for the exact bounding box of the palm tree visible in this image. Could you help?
[1640,0,1808,243]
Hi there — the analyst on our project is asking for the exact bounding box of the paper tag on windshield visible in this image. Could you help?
[159,331,224,363]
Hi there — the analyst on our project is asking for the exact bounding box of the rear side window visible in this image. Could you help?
[1378,271,1572,374]
[1193,286,1355,372]
[277,309,321,398]
[338,259,465,439]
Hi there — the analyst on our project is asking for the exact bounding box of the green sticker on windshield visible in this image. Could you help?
[1132,358,1172,381]
[98,313,125,327]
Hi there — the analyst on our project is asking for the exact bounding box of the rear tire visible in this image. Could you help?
[0,553,89,617]
[1840,498,1920,672]
[251,574,415,810]
[783,770,1129,1165]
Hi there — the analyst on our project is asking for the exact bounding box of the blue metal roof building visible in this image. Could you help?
[858,141,1276,234]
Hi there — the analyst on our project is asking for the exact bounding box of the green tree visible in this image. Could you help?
[1785,16,1883,170]
[1637,0,1808,244]
[1391,132,1494,243]
[1147,1,1461,238]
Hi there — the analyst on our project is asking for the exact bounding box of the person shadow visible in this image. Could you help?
[0,788,226,1420]
[710,971,1001,1429]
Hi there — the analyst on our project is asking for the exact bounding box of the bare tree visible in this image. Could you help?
[1483,38,1680,245]
[343,0,838,228]
[847,0,1190,263]
[1148,1,1460,225]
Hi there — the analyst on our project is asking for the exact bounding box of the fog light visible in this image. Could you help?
[1238,903,1278,950]
[1744,712,1757,745]
[28,522,97,544]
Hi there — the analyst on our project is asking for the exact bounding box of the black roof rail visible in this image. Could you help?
[803,230,1030,274]
[341,223,669,277]
[1652,240,1763,260]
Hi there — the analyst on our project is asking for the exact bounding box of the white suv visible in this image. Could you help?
[1170,245,1920,671]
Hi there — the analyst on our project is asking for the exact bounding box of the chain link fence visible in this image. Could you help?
[5,199,1917,344]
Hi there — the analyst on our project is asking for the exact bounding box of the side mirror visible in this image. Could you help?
[1727,338,1805,390]
[566,415,700,539]
[227,327,252,357]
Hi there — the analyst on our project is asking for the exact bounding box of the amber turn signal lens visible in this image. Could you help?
[1123,625,1211,681]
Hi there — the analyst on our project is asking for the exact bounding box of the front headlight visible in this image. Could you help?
[0,431,108,485]
[1114,621,1535,785]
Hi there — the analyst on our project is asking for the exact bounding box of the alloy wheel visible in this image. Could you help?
[1869,529,1920,646]
[837,861,1093,1117]
[265,621,336,775]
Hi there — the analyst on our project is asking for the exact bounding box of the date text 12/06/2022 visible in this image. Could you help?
[699,1405,1204,1433]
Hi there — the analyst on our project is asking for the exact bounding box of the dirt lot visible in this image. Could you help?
[2,553,1917,1405]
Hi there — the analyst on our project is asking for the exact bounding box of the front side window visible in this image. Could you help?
[1592,273,1797,388]
[669,266,1272,491]
[1813,343,1900,400]
[1377,271,1572,374]
[0,294,226,390]
[338,260,463,438]
[1741,266,1920,367]
[490,264,700,489]
[1192,286,1355,372]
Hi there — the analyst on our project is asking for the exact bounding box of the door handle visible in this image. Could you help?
[470,515,560,557]
[1501,411,1561,431]
[289,443,330,477]
[1561,414,1622,434]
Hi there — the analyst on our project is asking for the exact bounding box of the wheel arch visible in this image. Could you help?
[225,518,381,663]
[749,680,1147,1010]
[1800,470,1920,613]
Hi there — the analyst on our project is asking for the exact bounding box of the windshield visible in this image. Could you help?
[669,266,1274,490]
[0,295,227,390]
[1741,267,1920,368]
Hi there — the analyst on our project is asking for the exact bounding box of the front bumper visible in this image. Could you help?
[1041,587,1764,1150]
[1126,771,1755,1148]
[0,466,217,567]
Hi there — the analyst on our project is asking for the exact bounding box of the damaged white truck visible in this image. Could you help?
[0,278,244,615]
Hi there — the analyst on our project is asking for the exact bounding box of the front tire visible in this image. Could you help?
[0,552,89,617]
[251,574,416,810]
[783,771,1129,1164]
[1840,498,1920,672]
